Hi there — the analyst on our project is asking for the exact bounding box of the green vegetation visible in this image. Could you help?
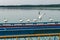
[0,4,60,7]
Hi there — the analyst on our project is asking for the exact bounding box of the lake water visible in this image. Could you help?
[0,7,60,40]
[0,7,60,23]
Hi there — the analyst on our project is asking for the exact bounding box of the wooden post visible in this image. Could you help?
[28,37,30,40]
[31,37,33,40]
[24,38,26,40]
[16,37,18,40]
[48,36,52,40]
[59,35,60,40]
[38,37,40,40]
[4,37,6,40]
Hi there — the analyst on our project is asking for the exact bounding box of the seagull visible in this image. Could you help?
[33,19,37,22]
[38,13,46,20]
[27,19,30,22]
[49,17,54,22]
[3,18,8,23]
[19,19,23,22]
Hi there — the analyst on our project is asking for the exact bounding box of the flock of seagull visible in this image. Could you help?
[3,12,54,23]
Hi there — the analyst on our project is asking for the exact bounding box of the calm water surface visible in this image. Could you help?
[0,8,60,40]
[0,8,60,23]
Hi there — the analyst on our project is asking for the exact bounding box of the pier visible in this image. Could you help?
[0,33,60,40]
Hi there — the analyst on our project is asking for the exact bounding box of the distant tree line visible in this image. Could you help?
[0,4,60,7]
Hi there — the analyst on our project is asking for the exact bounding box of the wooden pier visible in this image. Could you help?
[0,33,60,40]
